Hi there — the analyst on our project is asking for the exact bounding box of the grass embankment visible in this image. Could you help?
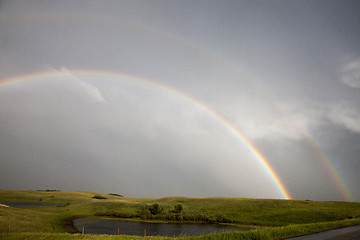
[1,190,360,239]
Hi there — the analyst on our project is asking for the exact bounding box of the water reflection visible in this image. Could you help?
[73,217,251,237]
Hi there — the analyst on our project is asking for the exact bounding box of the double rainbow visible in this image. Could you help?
[1,11,353,201]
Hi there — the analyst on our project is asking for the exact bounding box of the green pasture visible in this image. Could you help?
[1,190,360,239]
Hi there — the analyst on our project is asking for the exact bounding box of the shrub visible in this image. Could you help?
[174,203,184,213]
[92,195,107,199]
[215,213,232,223]
[182,212,232,223]
[176,214,183,221]
[95,211,134,218]
[149,203,164,215]
[137,205,152,219]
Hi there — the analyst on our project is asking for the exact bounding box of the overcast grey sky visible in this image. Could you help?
[0,0,359,201]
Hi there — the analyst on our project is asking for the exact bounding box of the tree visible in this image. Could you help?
[174,203,183,213]
[149,203,163,215]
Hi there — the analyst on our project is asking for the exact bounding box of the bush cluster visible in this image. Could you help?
[182,213,232,223]
[92,195,107,199]
[149,203,164,215]
[95,202,232,223]
[95,211,134,218]
[137,203,165,220]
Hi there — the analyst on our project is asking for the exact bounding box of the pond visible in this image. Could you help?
[73,217,252,237]
[0,201,63,207]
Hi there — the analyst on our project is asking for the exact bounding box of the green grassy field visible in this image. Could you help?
[1,190,360,239]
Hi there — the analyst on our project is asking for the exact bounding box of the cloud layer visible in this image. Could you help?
[341,58,360,88]
[1,0,360,201]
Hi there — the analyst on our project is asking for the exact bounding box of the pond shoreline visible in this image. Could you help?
[64,216,82,233]
[69,215,254,228]
[71,216,252,237]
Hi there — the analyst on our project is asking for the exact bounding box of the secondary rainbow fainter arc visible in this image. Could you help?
[0,68,292,200]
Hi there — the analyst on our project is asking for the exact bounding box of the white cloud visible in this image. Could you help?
[58,67,107,103]
[226,97,360,140]
[340,58,360,88]
[329,103,360,133]
[220,97,324,141]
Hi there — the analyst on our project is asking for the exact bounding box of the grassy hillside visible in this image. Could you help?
[1,190,360,239]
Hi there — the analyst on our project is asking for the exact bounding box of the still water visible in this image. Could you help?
[73,217,251,237]
[0,201,62,207]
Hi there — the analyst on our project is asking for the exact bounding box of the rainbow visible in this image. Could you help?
[305,136,353,201]
[200,57,354,201]
[1,12,353,201]
[206,61,355,201]
[0,68,292,199]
